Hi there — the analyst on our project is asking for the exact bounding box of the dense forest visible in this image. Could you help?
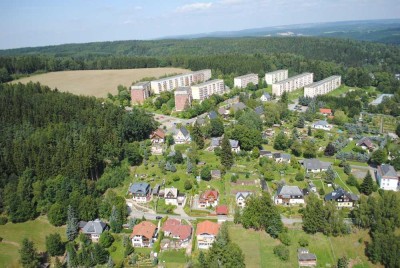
[0,82,157,223]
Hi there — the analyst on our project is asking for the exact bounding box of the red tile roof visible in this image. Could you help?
[196,220,220,236]
[162,219,192,241]
[130,221,157,239]
[216,205,228,215]
[199,190,219,203]
[319,108,332,114]
[150,129,166,139]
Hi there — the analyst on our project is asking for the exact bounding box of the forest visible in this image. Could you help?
[0,82,157,224]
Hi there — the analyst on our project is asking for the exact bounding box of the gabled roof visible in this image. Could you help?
[261,92,271,99]
[218,107,227,115]
[324,188,358,202]
[150,128,165,139]
[211,170,221,178]
[277,185,304,197]
[254,106,264,115]
[216,205,228,215]
[260,150,272,156]
[211,137,222,147]
[232,102,247,112]
[129,182,150,194]
[178,127,189,137]
[378,164,398,178]
[164,187,178,199]
[208,111,218,120]
[235,191,252,200]
[356,137,374,148]
[229,139,239,148]
[273,152,291,160]
[319,108,332,114]
[301,159,331,170]
[130,221,157,239]
[82,219,107,235]
[313,120,329,126]
[162,219,192,241]
[196,220,220,236]
[200,190,219,201]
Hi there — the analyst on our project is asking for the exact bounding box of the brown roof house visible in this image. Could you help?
[298,248,317,267]
[161,219,192,248]
[196,220,220,250]
[150,128,166,154]
[198,190,219,208]
[356,137,375,151]
[130,221,158,248]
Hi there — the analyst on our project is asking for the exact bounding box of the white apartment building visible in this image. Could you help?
[234,73,258,88]
[265,69,288,85]
[272,72,314,96]
[191,79,226,101]
[150,69,211,94]
[304,75,341,98]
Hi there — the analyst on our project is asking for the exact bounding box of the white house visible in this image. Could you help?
[164,187,179,206]
[174,127,191,144]
[129,182,151,203]
[325,188,359,208]
[300,159,332,173]
[196,220,220,250]
[229,139,241,153]
[274,185,305,205]
[82,219,108,242]
[312,120,332,131]
[260,92,271,102]
[130,221,158,248]
[376,164,399,191]
[235,192,253,208]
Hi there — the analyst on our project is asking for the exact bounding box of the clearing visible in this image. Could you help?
[12,68,190,98]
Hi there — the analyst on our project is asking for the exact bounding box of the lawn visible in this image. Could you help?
[158,250,187,268]
[0,216,66,268]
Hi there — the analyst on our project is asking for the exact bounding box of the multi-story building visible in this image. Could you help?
[233,73,258,88]
[376,164,399,191]
[265,69,288,85]
[174,87,192,111]
[272,73,314,96]
[191,79,226,101]
[129,182,151,203]
[304,75,341,97]
[150,69,211,94]
[131,81,151,104]
[130,221,157,248]
[196,220,220,250]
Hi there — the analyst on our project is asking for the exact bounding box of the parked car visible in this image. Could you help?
[156,216,162,220]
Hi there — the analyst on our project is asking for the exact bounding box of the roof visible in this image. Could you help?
[378,164,398,178]
[235,191,252,200]
[162,219,192,241]
[305,76,341,88]
[178,127,189,137]
[164,187,178,198]
[298,252,317,261]
[273,152,291,160]
[229,139,239,148]
[265,69,287,75]
[301,159,332,170]
[254,106,264,115]
[131,81,150,88]
[319,108,332,114]
[260,150,272,156]
[211,170,221,177]
[78,221,87,229]
[174,87,191,95]
[231,102,247,112]
[235,73,257,79]
[216,205,229,215]
[130,221,157,239]
[218,107,227,115]
[82,219,107,235]
[211,137,222,147]
[129,182,150,194]
[208,111,218,120]
[196,220,220,236]
[261,92,271,98]
[325,188,359,202]
[356,137,374,148]
[313,120,329,126]
[192,79,224,87]
[152,184,161,194]
[277,185,304,197]
[150,129,165,139]
[273,73,312,85]
[200,190,219,201]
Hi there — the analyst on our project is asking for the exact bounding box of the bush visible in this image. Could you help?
[0,216,8,225]
[184,179,193,190]
[278,233,291,246]
[173,176,180,182]
[295,172,304,181]
[298,237,309,247]
[0,237,3,242]
[99,231,114,248]
[273,245,289,261]
[346,174,359,187]
[319,188,325,196]
[110,245,117,252]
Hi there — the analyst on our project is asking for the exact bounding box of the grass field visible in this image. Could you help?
[12,68,190,98]
[0,216,66,268]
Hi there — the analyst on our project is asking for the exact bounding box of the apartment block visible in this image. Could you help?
[234,73,258,88]
[191,79,226,101]
[265,69,288,85]
[272,73,314,96]
[131,81,151,104]
[174,87,192,112]
[150,69,211,94]
[304,75,341,98]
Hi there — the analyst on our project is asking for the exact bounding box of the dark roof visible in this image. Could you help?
[129,182,150,194]
[273,152,291,160]
[324,188,358,202]
[261,92,271,99]
[260,150,272,156]
[211,137,222,147]
[152,184,161,194]
[208,111,218,120]
[82,219,107,235]
[232,102,247,112]
[301,159,331,170]
[277,185,304,197]
[378,164,397,178]
[179,127,189,137]
[254,106,264,115]
[356,137,374,148]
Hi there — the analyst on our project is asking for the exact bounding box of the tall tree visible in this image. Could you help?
[109,205,122,233]
[19,238,40,268]
[66,205,78,241]
[46,233,65,256]
[221,135,234,169]
[324,142,336,156]
[359,171,374,196]
[191,121,204,149]
[302,194,326,234]
[273,131,289,150]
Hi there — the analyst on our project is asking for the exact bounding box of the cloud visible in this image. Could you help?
[176,2,213,13]
[218,0,245,5]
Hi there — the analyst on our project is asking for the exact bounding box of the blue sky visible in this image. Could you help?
[0,0,399,49]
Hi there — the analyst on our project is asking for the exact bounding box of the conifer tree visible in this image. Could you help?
[109,205,122,233]
[221,135,234,169]
[66,205,78,241]
[19,238,40,268]
[359,171,374,195]
[191,121,204,149]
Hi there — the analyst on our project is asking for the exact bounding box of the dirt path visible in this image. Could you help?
[1,240,20,247]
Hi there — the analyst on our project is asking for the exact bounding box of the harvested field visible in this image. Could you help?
[12,68,191,98]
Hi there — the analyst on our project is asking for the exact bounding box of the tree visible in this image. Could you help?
[280,91,289,105]
[200,166,211,181]
[209,118,224,137]
[346,174,359,188]
[359,171,374,195]
[99,231,114,248]
[19,238,40,268]
[48,202,67,226]
[171,150,183,164]
[198,251,207,268]
[296,116,305,128]
[307,126,312,136]
[109,205,122,233]
[396,123,400,137]
[290,140,302,157]
[252,147,260,158]
[46,233,65,256]
[274,131,289,150]
[302,194,326,234]
[186,158,194,174]
[343,162,351,175]
[93,243,109,264]
[107,256,115,268]
[324,166,336,183]
[370,149,387,165]
[221,135,234,169]
[303,139,317,158]
[233,206,241,224]
[273,245,289,261]
[337,256,349,268]
[123,143,143,166]
[333,110,348,126]
[184,179,192,191]
[324,142,336,156]
[192,121,204,149]
[66,205,78,241]
[295,172,304,181]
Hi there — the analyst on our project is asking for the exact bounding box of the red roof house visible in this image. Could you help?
[162,219,192,243]
[130,221,157,247]
[319,108,332,116]
[199,190,219,208]
[216,205,229,215]
[150,129,166,144]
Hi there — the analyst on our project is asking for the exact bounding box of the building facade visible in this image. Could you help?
[131,81,151,104]
[272,73,314,96]
[265,69,288,85]
[376,164,399,191]
[196,220,220,250]
[234,73,258,88]
[191,79,226,101]
[304,75,341,98]
[174,87,192,111]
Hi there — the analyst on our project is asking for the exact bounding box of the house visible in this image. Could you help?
[260,92,271,102]
[162,219,192,247]
[376,164,399,191]
[151,143,164,155]
[210,137,222,150]
[208,111,218,120]
[218,107,229,117]
[150,129,165,144]
[274,185,305,205]
[319,108,332,116]
[308,182,317,193]
[211,170,222,179]
[264,128,275,137]
[196,220,220,250]
[312,120,332,131]
[216,205,228,215]
[174,127,191,144]
[195,116,206,126]
[82,219,108,242]
[298,248,317,267]
[260,150,273,158]
[199,190,219,208]
[273,152,291,163]
[325,188,358,208]
[235,191,253,208]
[164,187,179,206]
[229,139,241,153]
[231,102,247,112]
[130,221,158,248]
[254,106,264,116]
[152,184,161,196]
[129,182,151,203]
[356,137,374,151]
[300,159,332,173]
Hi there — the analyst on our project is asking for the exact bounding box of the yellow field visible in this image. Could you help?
[12,68,190,98]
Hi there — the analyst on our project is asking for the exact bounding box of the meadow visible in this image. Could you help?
[11,68,190,98]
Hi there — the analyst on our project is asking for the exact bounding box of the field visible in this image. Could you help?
[11,68,190,98]
[0,216,66,268]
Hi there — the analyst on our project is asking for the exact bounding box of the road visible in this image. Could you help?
[152,112,207,134]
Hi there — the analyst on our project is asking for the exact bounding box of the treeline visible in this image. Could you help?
[0,82,157,223]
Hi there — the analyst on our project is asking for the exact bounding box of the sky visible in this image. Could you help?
[0,0,399,49]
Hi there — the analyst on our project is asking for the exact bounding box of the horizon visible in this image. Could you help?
[1,0,400,50]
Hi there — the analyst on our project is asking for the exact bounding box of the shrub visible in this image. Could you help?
[184,179,193,190]
[99,231,114,248]
[173,176,180,182]
[0,237,3,242]
[0,216,8,225]
[346,174,359,187]
[110,245,117,252]
[278,233,291,246]
[273,245,289,261]
[298,237,309,247]
[319,188,325,196]
[295,172,304,181]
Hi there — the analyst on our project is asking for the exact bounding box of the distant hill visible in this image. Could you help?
[162,19,400,44]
